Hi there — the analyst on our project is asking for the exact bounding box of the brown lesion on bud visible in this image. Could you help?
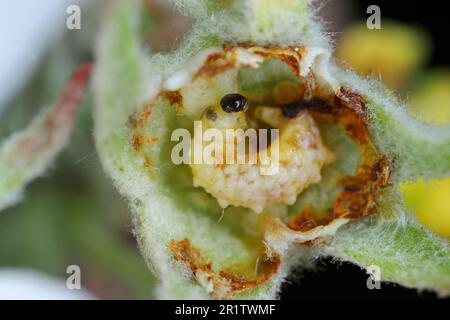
[192,45,307,81]
[143,156,155,179]
[127,90,183,179]
[286,156,391,233]
[162,90,184,115]
[131,133,159,152]
[193,52,238,79]
[128,101,155,129]
[284,88,391,235]
[286,207,333,232]
[128,90,183,129]
[296,88,370,145]
[169,238,281,299]
[334,155,391,219]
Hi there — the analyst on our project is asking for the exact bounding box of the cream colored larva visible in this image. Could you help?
[190,94,334,213]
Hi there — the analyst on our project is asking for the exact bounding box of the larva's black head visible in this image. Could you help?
[220,93,249,113]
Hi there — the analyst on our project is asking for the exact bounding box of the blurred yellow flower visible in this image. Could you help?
[400,69,450,237]
[409,70,450,124]
[401,179,450,238]
[336,21,430,88]
[402,70,450,238]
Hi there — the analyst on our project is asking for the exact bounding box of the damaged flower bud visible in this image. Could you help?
[94,0,450,300]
